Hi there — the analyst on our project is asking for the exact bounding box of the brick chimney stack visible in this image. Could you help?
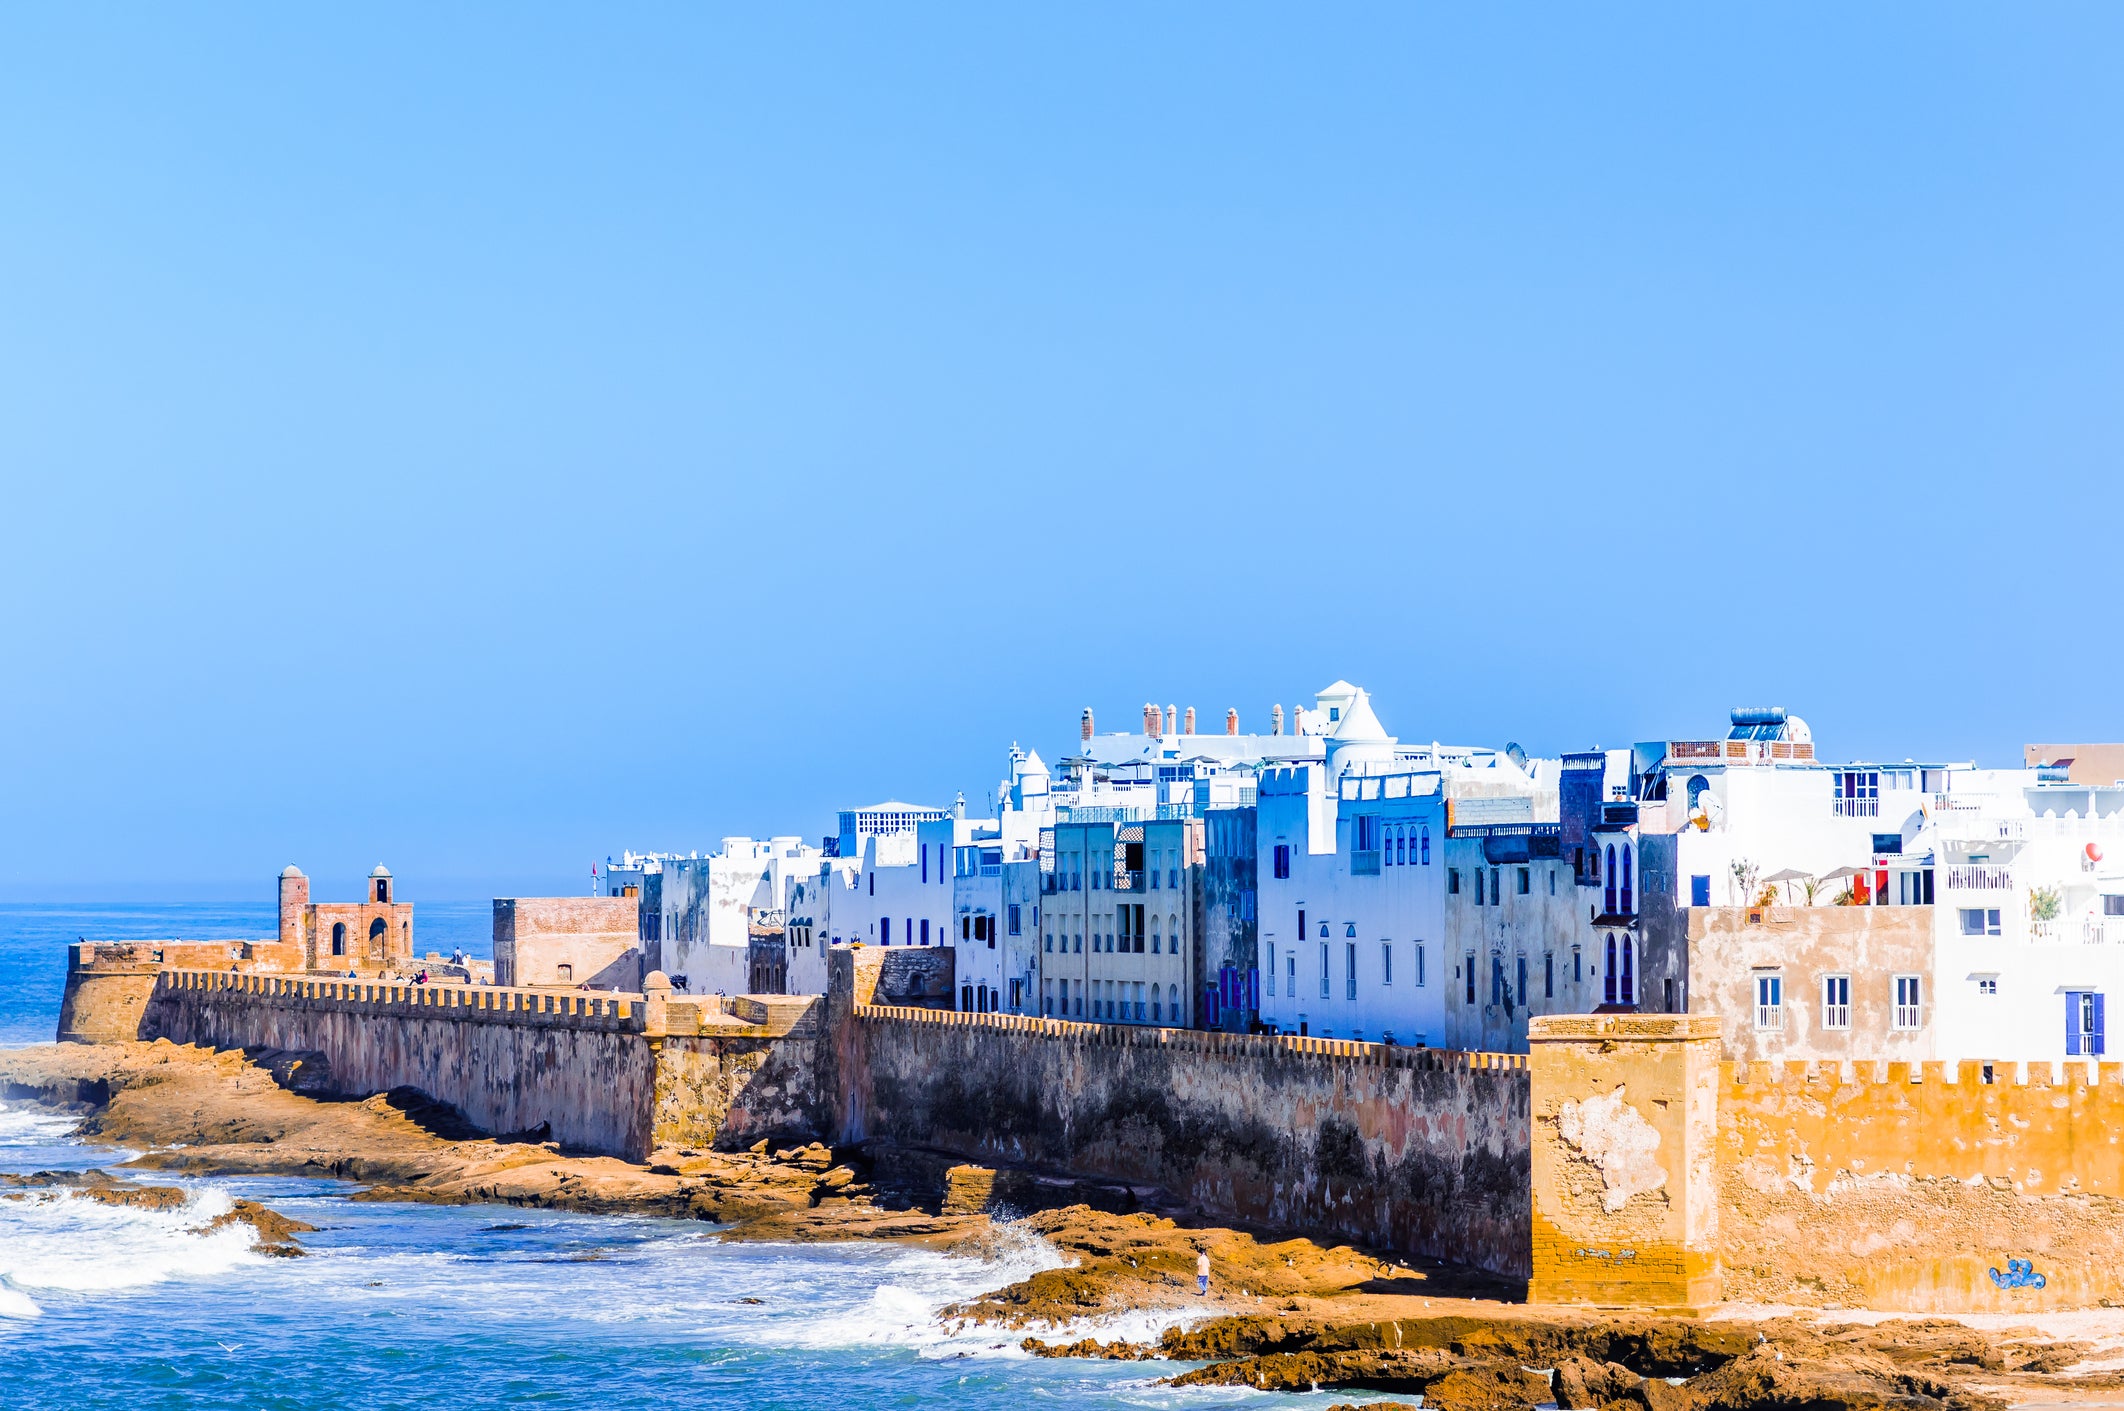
[1271,704,1284,735]
[1144,702,1162,735]
[1225,708,1239,735]
[1081,707,1094,743]
[1164,704,1178,736]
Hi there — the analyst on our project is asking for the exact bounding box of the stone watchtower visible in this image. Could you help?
[1526,1013,1723,1309]
[279,865,311,964]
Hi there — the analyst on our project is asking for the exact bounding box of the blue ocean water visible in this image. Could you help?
[0,904,1331,1409]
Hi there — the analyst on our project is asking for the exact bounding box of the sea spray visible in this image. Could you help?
[0,1183,267,1317]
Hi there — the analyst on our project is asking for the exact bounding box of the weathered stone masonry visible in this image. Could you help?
[847,1005,1532,1277]
[124,949,2124,1311]
[141,971,817,1162]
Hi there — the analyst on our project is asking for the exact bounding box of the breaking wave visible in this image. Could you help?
[0,1183,267,1318]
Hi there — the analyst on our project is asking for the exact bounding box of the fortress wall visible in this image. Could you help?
[844,1003,1533,1278]
[143,971,658,1159]
[653,1033,826,1153]
[59,942,295,1044]
[1716,1057,2124,1311]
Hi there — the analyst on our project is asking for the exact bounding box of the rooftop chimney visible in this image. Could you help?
[1165,704,1178,736]
[1225,708,1239,735]
[1271,704,1284,736]
[1144,702,1162,736]
[1081,707,1094,743]
[1183,706,1196,735]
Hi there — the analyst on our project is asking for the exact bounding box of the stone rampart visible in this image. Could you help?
[59,942,298,1044]
[1527,1014,1723,1310]
[145,970,660,1157]
[843,1002,1533,1278]
[101,948,2124,1311]
[1717,1056,2124,1311]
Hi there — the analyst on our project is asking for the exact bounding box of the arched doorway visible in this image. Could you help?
[368,917,387,960]
[331,922,346,957]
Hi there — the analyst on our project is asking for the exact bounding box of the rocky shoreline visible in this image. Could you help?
[7,1039,2124,1410]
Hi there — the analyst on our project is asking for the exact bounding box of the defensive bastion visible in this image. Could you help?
[66,943,2124,1312]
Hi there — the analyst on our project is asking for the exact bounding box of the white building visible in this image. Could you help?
[836,801,950,862]
[1463,706,2124,1066]
[951,828,1041,1013]
[830,815,960,955]
[1037,816,1200,1025]
[1253,687,1539,1045]
[657,836,828,995]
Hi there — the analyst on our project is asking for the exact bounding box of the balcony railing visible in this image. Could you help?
[1351,849,1381,876]
[1894,1004,1923,1030]
[1833,797,1880,818]
[2086,918,2124,945]
[1945,865,2013,891]
[1112,869,1145,891]
[2030,919,2064,944]
[1667,740,1817,765]
[1822,1003,1849,1030]
[1756,1003,1784,1031]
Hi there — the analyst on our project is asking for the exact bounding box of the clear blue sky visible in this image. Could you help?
[4,8,2119,901]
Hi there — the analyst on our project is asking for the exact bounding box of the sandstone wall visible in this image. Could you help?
[144,971,658,1158]
[58,942,297,1043]
[1717,1057,2124,1312]
[1527,1014,1723,1309]
[843,1004,1532,1277]
[653,1033,824,1153]
[493,897,642,989]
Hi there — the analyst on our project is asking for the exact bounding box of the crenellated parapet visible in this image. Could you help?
[153,968,648,1032]
[854,1002,1529,1072]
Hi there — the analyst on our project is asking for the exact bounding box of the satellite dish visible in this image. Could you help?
[1505,742,1528,770]
[1700,795,1727,829]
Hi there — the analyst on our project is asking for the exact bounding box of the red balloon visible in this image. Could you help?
[2089,843,2106,863]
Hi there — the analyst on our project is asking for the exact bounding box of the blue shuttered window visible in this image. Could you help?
[2067,992,2107,1056]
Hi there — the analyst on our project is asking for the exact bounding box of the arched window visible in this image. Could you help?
[1346,922,1357,938]
[1167,915,1178,954]
[1604,935,1618,1005]
[1620,847,1634,915]
[1620,938,1635,1006]
[1686,775,1711,811]
[331,922,346,957]
[1604,846,1618,915]
[367,917,387,955]
[1419,826,1431,865]
[1150,917,1161,954]
[1319,921,1329,938]
[1394,828,1405,866]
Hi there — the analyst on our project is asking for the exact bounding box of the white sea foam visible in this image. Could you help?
[720,1222,1071,1356]
[0,1183,266,1317]
[0,1106,79,1149]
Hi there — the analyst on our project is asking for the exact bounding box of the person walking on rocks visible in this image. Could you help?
[1196,1249,1210,1297]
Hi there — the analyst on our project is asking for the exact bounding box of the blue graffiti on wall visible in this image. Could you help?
[1988,1259,2047,1291]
